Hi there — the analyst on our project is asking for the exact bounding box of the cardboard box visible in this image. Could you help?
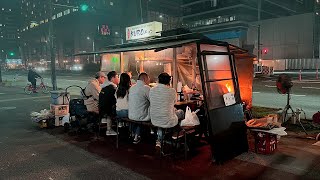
[55,113,70,126]
[50,104,69,116]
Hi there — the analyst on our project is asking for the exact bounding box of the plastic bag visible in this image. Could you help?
[180,106,200,126]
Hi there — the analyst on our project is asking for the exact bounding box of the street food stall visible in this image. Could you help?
[76,31,255,163]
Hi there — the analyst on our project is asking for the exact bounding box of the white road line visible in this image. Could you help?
[302,87,320,90]
[0,93,5,95]
[291,94,306,97]
[0,96,49,103]
[253,92,261,94]
[265,85,277,88]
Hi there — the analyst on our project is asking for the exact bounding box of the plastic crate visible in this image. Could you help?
[252,131,277,154]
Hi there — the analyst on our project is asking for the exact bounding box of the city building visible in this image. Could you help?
[18,0,183,68]
[19,0,127,68]
[0,1,21,62]
[181,0,319,68]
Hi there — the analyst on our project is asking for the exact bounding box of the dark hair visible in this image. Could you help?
[107,71,117,81]
[138,72,149,80]
[116,73,131,98]
[158,72,171,85]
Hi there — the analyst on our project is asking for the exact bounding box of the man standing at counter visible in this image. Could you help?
[149,72,184,148]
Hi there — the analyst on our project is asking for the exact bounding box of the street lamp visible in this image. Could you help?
[86,36,96,63]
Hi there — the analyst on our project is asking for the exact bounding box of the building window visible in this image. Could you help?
[57,12,63,18]
[63,9,70,15]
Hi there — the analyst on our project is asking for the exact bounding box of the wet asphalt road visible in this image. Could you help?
[0,86,147,180]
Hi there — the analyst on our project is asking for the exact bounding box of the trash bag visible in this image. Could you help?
[180,106,200,126]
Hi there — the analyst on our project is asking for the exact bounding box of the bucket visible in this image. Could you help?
[50,91,70,105]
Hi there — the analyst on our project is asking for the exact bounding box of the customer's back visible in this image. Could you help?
[149,73,178,128]
[128,73,151,121]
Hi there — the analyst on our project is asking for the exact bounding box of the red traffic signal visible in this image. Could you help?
[262,48,268,54]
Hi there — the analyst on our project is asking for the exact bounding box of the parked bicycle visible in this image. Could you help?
[24,78,49,94]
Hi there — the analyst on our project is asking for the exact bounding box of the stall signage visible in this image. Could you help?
[126,21,162,41]
[223,92,236,106]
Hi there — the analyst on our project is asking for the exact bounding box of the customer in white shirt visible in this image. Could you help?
[149,72,184,148]
[128,72,151,144]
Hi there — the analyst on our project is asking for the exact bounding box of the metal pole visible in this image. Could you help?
[0,53,2,83]
[49,0,57,90]
[257,0,261,62]
[139,0,143,23]
[93,40,96,63]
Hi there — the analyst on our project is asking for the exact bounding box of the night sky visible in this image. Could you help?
[0,0,20,8]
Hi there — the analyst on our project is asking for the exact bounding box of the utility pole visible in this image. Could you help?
[48,0,57,90]
[257,0,261,62]
[139,0,143,23]
[0,53,2,83]
[93,40,96,63]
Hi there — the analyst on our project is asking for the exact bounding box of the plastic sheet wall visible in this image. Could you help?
[235,56,254,108]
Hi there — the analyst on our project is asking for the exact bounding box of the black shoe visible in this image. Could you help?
[33,91,38,93]
[133,136,141,144]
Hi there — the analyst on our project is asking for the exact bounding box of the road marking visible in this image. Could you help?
[0,107,16,110]
[302,87,320,90]
[253,92,261,94]
[0,93,5,95]
[265,85,277,88]
[0,96,49,103]
[291,94,306,97]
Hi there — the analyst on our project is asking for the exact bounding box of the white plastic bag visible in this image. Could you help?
[180,106,200,126]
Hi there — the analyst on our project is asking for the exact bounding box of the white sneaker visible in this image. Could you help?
[155,141,161,148]
[106,129,117,136]
[101,118,108,123]
[118,122,124,128]
[150,129,155,134]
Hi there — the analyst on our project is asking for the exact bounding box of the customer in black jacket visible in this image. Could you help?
[99,71,119,136]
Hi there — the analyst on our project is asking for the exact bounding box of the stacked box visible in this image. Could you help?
[50,104,69,116]
[55,113,70,127]
[50,104,70,126]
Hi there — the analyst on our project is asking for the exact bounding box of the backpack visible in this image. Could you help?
[80,87,92,100]
[312,111,320,124]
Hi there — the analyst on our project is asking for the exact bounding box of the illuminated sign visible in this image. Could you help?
[100,24,111,35]
[126,21,162,41]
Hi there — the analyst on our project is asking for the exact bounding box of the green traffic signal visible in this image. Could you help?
[80,4,89,12]
[9,52,14,56]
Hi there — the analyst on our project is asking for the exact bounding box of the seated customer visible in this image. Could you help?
[149,72,184,147]
[116,73,131,118]
[83,71,106,114]
[128,72,151,144]
[99,71,119,136]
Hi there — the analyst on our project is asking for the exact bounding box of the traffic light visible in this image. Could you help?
[79,4,89,12]
[262,48,268,54]
[9,52,14,56]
